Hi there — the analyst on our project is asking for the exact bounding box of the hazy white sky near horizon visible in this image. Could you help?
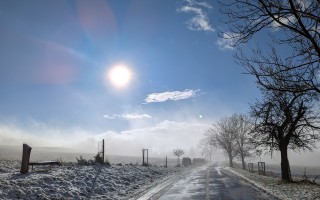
[0,0,319,165]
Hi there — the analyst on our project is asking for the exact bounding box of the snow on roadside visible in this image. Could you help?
[223,166,320,200]
[0,160,181,200]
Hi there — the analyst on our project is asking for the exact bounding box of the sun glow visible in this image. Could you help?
[107,64,132,88]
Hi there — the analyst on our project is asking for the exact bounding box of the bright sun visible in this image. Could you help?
[108,64,132,88]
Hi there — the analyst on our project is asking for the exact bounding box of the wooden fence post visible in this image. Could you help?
[165,156,167,168]
[102,139,105,164]
[20,144,32,174]
[142,149,145,165]
[147,149,148,165]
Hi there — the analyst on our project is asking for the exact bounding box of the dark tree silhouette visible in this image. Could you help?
[250,87,320,181]
[236,45,320,94]
[219,0,320,93]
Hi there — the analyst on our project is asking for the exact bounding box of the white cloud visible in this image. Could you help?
[178,0,214,32]
[96,120,211,157]
[103,114,152,120]
[0,120,211,158]
[185,0,212,9]
[0,123,91,150]
[144,89,199,103]
[296,0,311,11]
[216,32,240,50]
[271,15,296,30]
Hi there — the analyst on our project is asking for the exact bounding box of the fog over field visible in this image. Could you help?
[0,120,211,158]
[1,122,320,167]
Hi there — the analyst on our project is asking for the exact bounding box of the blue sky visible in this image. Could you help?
[0,0,263,156]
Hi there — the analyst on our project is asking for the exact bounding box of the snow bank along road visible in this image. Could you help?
[0,161,180,200]
[137,163,276,200]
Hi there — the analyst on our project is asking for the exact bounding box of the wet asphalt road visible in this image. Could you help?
[157,163,275,200]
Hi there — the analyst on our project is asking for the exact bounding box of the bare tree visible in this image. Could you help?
[237,44,319,95]
[173,148,184,167]
[198,138,214,162]
[219,0,320,93]
[251,87,320,181]
[233,114,254,170]
[207,116,238,167]
[205,114,254,168]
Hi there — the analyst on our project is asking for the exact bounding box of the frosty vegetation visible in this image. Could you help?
[173,149,184,167]
[0,160,180,199]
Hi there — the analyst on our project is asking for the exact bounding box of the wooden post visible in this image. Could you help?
[165,156,167,168]
[20,144,32,174]
[248,163,254,173]
[147,149,148,165]
[102,139,105,164]
[258,162,266,175]
[142,149,145,165]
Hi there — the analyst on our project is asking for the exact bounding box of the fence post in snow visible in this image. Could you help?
[248,163,254,173]
[20,144,32,174]
[258,162,266,175]
[102,139,105,164]
[165,156,167,168]
[142,149,145,165]
[142,149,149,166]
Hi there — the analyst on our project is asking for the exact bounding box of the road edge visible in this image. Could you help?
[132,164,209,200]
[222,166,281,200]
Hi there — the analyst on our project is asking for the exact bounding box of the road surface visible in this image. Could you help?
[137,163,276,200]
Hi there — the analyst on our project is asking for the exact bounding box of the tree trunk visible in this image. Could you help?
[241,155,246,170]
[280,146,292,181]
[228,153,233,167]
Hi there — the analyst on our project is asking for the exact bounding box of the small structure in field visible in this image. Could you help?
[193,158,206,164]
[182,157,192,167]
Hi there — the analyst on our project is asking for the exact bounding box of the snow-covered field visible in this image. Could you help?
[0,160,181,200]
[223,166,320,200]
[233,162,320,183]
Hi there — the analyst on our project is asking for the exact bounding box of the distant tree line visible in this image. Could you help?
[200,114,253,169]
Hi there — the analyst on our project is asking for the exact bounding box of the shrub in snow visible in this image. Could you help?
[76,154,110,166]
[76,156,94,165]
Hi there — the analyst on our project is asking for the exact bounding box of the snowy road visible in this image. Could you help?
[138,163,276,200]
